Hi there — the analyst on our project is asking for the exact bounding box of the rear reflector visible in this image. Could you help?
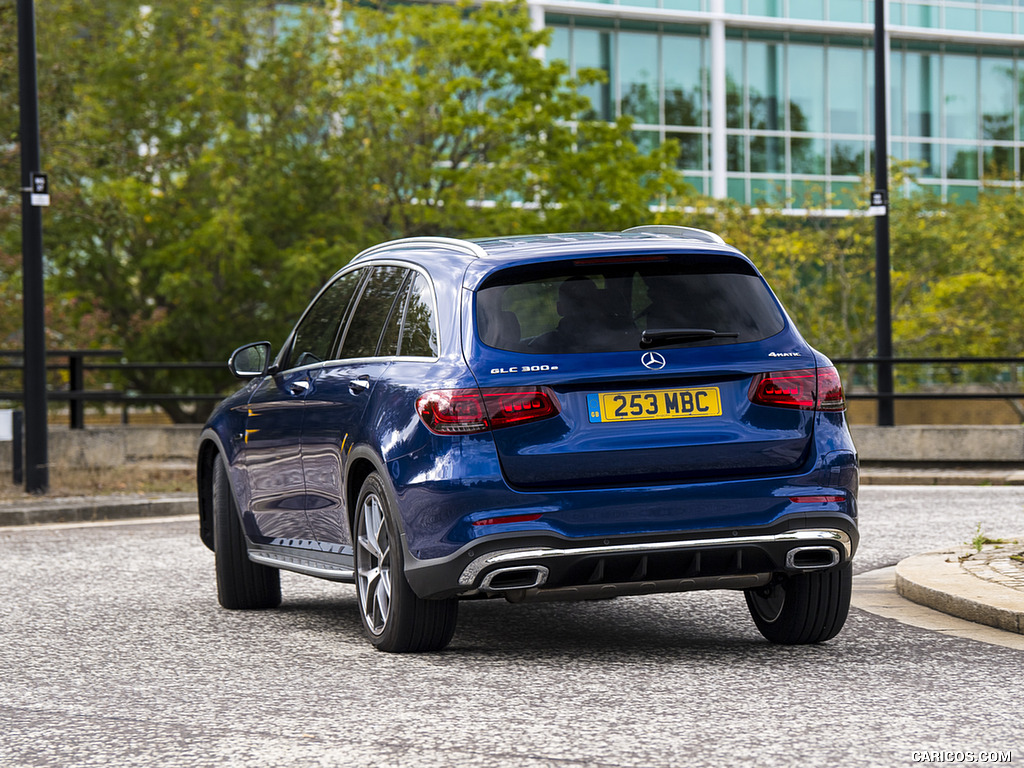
[416,387,560,435]
[789,495,845,504]
[472,513,545,526]
[748,367,846,412]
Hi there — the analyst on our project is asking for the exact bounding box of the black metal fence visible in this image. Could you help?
[1,350,1023,428]
[0,350,228,427]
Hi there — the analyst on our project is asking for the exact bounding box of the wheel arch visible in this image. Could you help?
[345,448,386,541]
[196,429,228,552]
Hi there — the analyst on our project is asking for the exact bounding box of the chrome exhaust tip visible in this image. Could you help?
[480,565,549,592]
[786,546,841,571]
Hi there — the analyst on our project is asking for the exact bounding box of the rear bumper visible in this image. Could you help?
[404,516,857,600]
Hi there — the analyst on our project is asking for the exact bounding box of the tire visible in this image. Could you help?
[212,454,281,610]
[745,562,851,644]
[354,472,458,653]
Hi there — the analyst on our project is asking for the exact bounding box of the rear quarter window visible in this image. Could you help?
[475,255,785,354]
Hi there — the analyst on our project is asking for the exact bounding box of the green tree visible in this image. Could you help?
[2,0,684,421]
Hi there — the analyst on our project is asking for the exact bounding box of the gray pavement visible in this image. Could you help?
[3,487,1023,768]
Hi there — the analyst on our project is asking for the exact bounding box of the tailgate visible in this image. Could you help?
[466,250,816,489]
[477,354,814,489]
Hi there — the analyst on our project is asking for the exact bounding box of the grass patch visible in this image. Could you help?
[0,465,195,501]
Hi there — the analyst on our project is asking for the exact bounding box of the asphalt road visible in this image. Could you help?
[1,486,1022,768]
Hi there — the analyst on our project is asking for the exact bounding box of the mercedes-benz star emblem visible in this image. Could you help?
[641,351,666,370]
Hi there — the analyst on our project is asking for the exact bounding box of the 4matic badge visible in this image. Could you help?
[769,351,802,358]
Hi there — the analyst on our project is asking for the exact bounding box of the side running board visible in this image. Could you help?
[248,549,355,583]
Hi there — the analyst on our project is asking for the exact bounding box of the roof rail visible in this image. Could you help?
[352,236,488,262]
[622,225,726,245]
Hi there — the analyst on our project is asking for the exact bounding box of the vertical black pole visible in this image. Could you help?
[69,353,84,429]
[17,0,49,492]
[874,0,895,427]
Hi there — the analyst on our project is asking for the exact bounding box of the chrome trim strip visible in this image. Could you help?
[249,551,355,582]
[458,529,852,587]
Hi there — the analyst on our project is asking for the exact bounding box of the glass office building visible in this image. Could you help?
[528,0,1024,209]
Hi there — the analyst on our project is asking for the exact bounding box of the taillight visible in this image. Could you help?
[748,367,846,412]
[416,387,561,435]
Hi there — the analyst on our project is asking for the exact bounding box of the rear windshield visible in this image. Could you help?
[475,255,785,354]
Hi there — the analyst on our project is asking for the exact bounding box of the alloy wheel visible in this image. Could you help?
[356,492,392,636]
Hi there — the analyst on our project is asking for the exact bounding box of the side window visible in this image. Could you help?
[400,272,439,357]
[338,266,409,359]
[378,274,413,357]
[286,269,363,370]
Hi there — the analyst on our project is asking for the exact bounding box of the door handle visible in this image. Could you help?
[349,376,371,395]
[289,380,311,396]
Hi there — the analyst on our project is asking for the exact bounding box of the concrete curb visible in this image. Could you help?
[860,468,1024,486]
[895,549,1024,634]
[0,493,197,527]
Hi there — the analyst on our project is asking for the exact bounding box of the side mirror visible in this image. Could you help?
[228,341,273,379]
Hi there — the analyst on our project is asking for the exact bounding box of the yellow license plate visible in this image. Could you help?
[587,387,722,423]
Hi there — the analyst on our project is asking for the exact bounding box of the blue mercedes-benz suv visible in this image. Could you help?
[197,225,858,652]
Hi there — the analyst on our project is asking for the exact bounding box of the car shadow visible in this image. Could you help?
[270,587,840,661]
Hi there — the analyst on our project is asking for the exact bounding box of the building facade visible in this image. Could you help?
[528,0,1024,209]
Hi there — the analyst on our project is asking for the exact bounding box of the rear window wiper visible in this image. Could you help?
[640,328,740,349]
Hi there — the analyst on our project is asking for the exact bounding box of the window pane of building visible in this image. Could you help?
[620,31,660,124]
[748,0,782,16]
[830,0,865,23]
[983,145,1015,180]
[747,41,784,131]
[575,28,614,121]
[726,39,744,129]
[670,131,706,171]
[890,49,904,136]
[727,176,747,203]
[548,25,570,64]
[728,134,745,171]
[908,141,938,176]
[750,135,785,172]
[789,0,824,20]
[947,184,979,203]
[789,43,825,133]
[631,130,660,155]
[947,145,979,180]
[791,137,825,173]
[945,7,977,32]
[981,10,1013,34]
[665,34,705,126]
[829,46,865,134]
[791,179,826,206]
[944,54,978,140]
[830,138,866,175]
[751,176,785,205]
[980,57,1014,141]
[905,51,939,138]
[906,3,937,28]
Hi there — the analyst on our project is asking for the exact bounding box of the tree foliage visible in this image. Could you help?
[1,0,683,420]
[2,1,1023,422]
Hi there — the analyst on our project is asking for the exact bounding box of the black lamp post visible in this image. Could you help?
[17,0,49,493]
[874,0,895,427]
